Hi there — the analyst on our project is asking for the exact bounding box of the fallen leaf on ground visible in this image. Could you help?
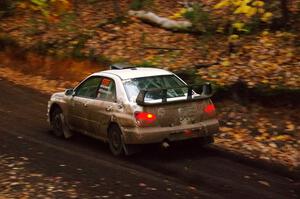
[258,180,270,187]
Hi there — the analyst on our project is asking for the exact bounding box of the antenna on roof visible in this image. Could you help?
[110,63,136,70]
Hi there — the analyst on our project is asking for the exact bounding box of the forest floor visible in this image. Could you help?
[0,0,299,89]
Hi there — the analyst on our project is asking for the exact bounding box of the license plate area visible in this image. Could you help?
[169,129,201,141]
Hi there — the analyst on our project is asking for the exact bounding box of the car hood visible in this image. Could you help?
[51,92,65,100]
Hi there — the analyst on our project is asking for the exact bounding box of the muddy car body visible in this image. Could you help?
[47,65,219,155]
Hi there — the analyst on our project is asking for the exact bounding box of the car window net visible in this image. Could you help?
[124,75,187,102]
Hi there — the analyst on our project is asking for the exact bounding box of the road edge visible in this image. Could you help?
[209,145,300,180]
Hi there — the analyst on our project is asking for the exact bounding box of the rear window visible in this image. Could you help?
[123,75,188,102]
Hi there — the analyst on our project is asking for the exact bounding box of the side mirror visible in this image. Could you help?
[65,88,74,96]
[202,83,213,96]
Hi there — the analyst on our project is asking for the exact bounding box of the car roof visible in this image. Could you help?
[93,67,173,80]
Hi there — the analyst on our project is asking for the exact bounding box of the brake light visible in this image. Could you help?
[204,104,215,114]
[135,112,156,123]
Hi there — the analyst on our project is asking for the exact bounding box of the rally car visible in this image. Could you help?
[47,63,219,156]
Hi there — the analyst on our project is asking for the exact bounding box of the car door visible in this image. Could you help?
[86,77,118,139]
[68,76,102,133]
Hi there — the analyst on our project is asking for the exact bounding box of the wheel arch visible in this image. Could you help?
[107,122,120,134]
[107,121,126,139]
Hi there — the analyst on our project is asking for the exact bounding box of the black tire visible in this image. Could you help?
[108,125,125,156]
[50,108,64,137]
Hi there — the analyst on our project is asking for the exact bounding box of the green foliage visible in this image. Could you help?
[183,3,215,34]
[129,0,153,11]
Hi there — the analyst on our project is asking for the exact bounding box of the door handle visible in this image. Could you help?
[106,106,113,112]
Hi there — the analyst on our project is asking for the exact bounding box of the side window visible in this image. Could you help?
[75,77,102,98]
[97,78,116,102]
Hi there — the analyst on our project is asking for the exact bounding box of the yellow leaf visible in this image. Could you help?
[234,6,243,14]
[169,13,182,19]
[229,34,239,42]
[262,30,269,36]
[214,0,230,9]
[221,60,231,67]
[252,1,265,7]
[272,135,291,141]
[234,5,251,14]
[246,7,257,17]
[258,8,265,14]
[233,0,243,6]
[255,136,266,141]
[232,22,245,31]
[179,8,188,15]
[261,12,273,22]
[217,27,224,33]
[287,52,294,57]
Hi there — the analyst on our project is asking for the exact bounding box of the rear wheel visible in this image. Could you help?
[108,125,125,156]
[199,135,214,146]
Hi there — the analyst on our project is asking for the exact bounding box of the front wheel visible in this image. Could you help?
[50,108,73,139]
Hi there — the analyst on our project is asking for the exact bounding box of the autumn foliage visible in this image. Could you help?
[0,0,298,89]
[18,0,72,22]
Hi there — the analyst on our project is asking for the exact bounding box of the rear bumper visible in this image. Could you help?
[121,119,219,144]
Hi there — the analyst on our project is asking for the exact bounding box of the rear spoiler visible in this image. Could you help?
[136,83,213,106]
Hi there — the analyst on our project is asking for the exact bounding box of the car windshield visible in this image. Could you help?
[123,75,188,102]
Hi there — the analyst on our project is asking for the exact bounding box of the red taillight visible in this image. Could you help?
[204,104,215,114]
[134,112,156,123]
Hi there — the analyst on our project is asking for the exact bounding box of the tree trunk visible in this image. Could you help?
[113,0,122,18]
[280,0,290,27]
[0,0,11,17]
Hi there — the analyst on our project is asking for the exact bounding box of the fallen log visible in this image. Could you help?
[128,10,192,31]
